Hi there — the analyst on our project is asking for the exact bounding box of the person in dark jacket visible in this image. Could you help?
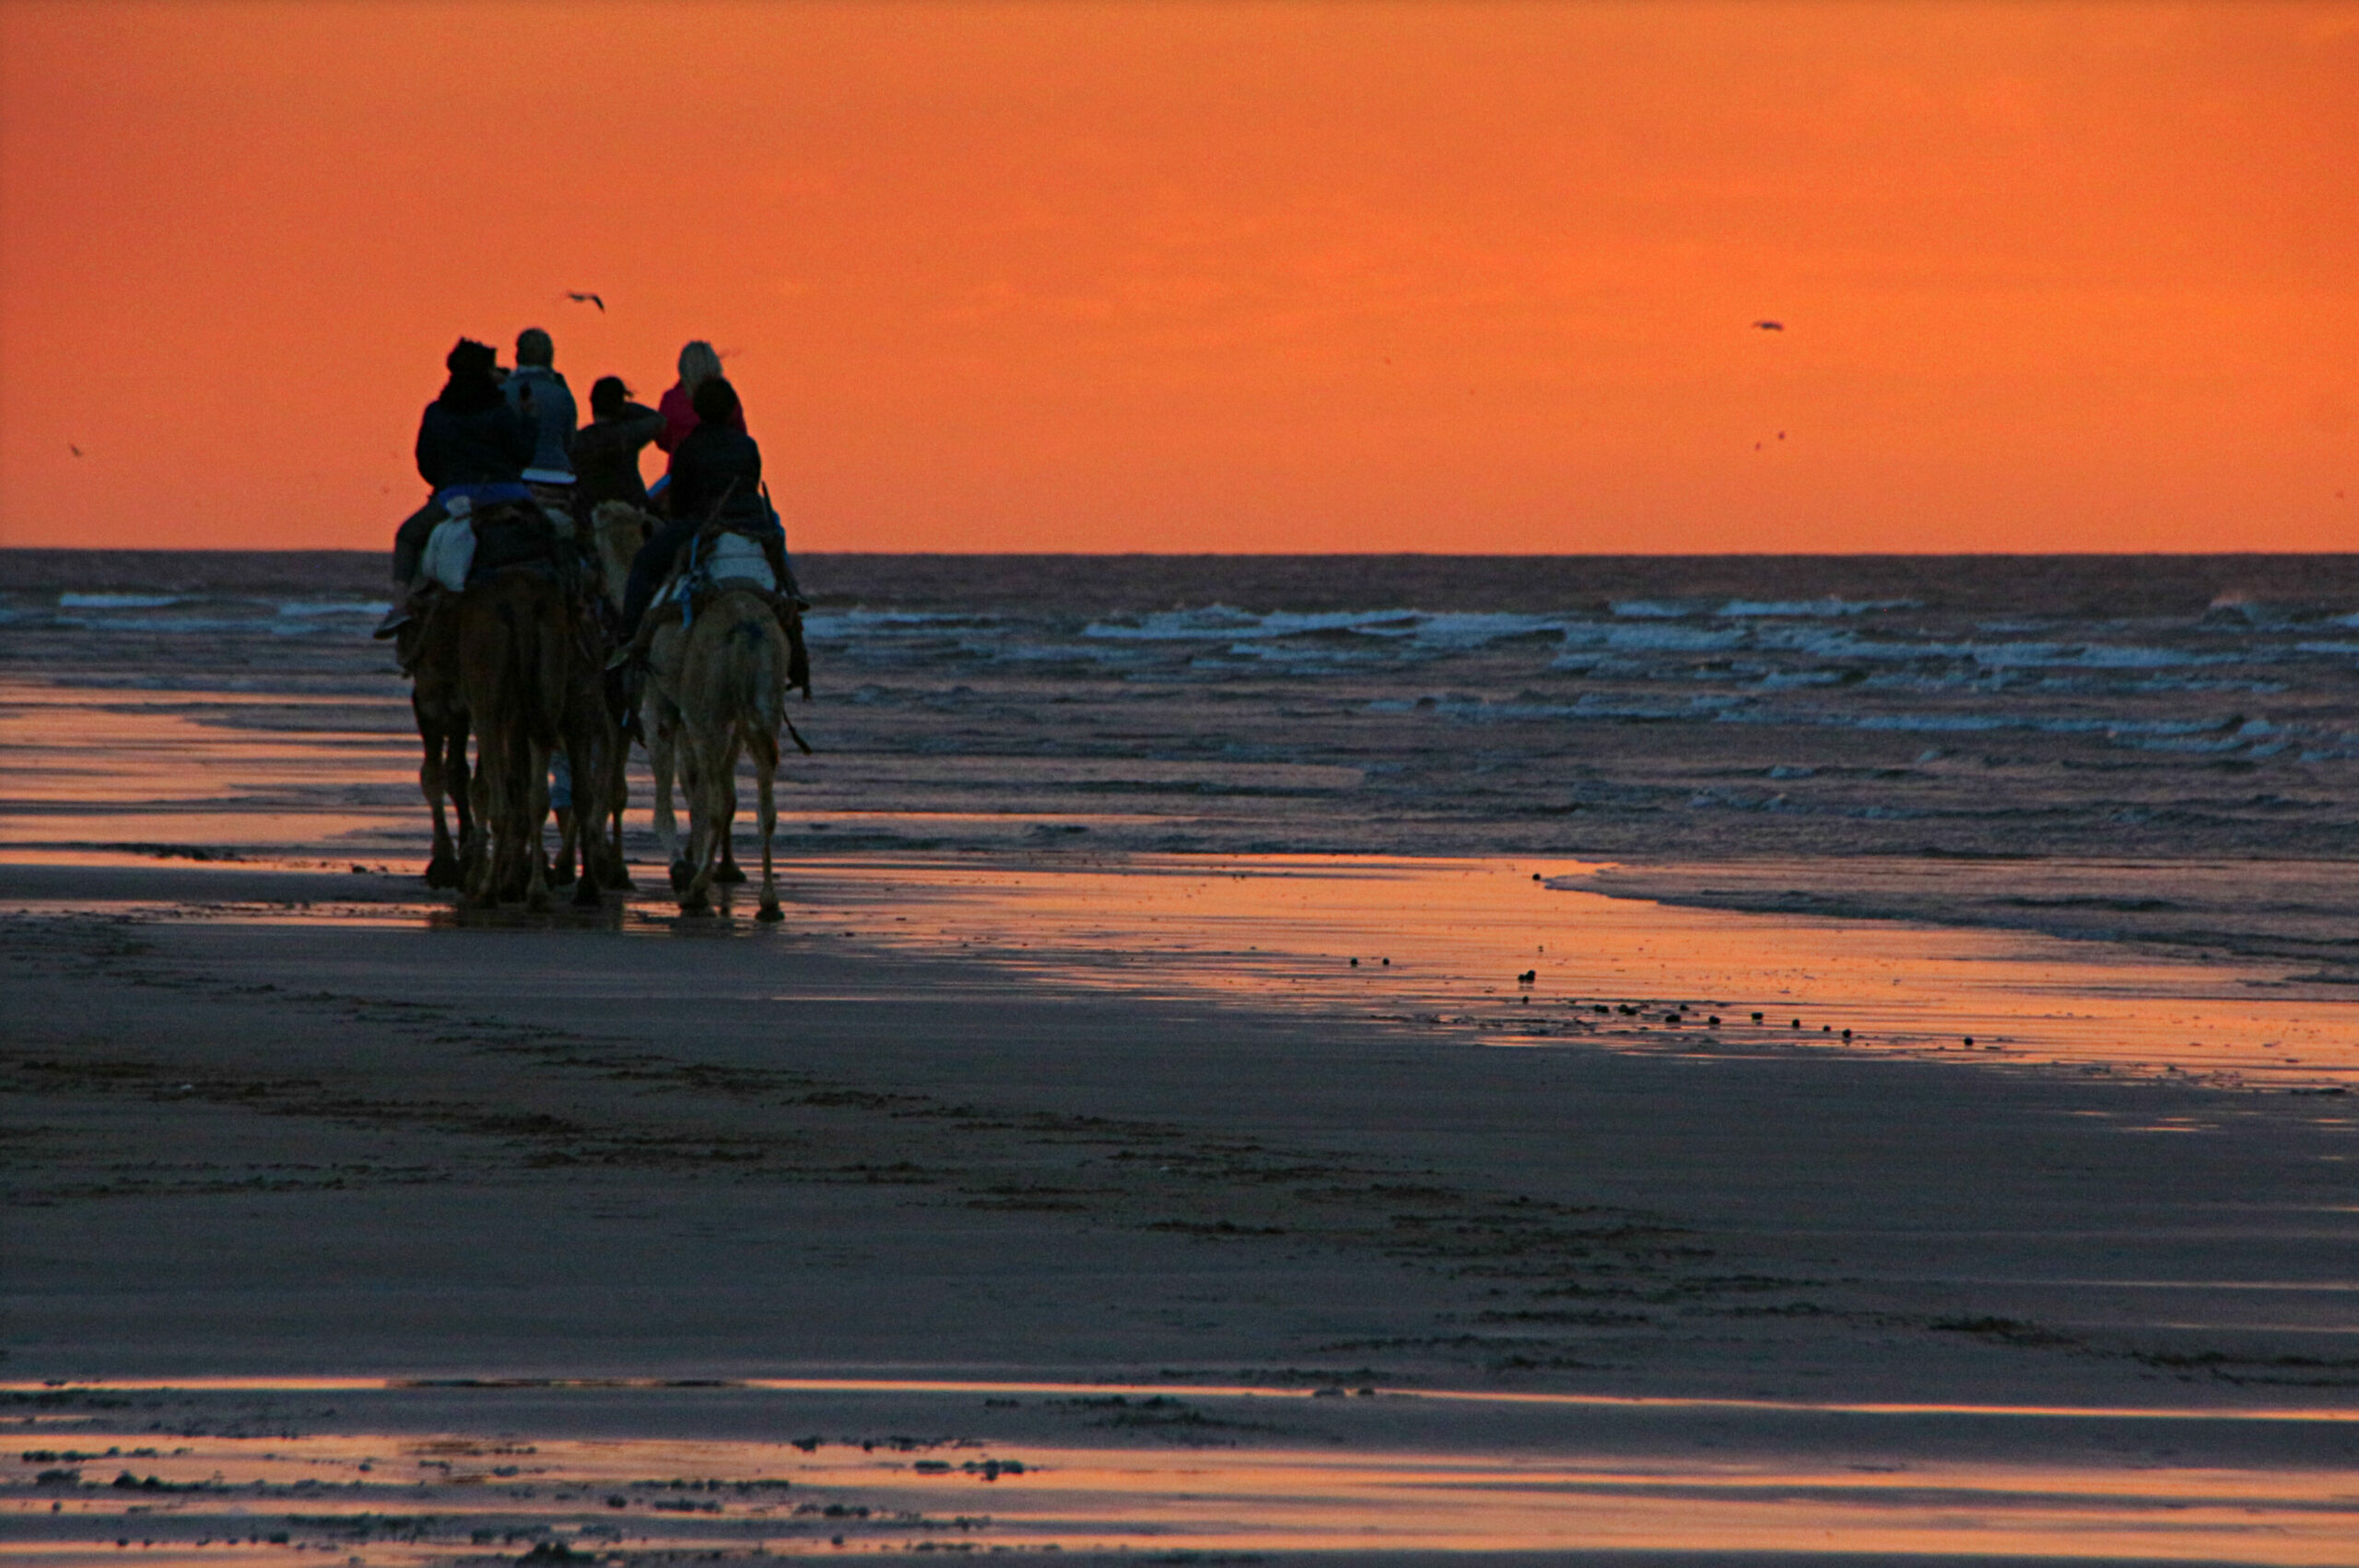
[417,338,535,494]
[612,377,807,694]
[619,377,790,635]
[378,338,536,636]
[571,376,665,510]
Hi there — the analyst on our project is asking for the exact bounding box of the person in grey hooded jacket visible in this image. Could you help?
[504,327,577,483]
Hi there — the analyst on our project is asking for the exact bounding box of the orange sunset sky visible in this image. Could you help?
[1,1,2353,555]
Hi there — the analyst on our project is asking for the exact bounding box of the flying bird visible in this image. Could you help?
[564,291,605,311]
[1752,320,1784,332]
[68,444,82,457]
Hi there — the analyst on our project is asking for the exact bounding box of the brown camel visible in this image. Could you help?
[511,508,638,905]
[656,587,792,919]
[453,567,571,909]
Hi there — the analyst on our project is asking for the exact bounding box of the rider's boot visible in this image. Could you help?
[772,594,812,696]
[605,601,684,672]
[388,585,440,676]
[372,582,416,640]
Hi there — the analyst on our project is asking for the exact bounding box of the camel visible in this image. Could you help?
[662,586,792,919]
[516,506,642,904]
[399,603,471,888]
[452,566,571,909]
[592,500,759,893]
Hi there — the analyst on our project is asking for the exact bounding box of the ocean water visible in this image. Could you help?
[8,551,2359,870]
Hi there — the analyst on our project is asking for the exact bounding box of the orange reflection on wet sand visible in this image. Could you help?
[5,1424,2354,1564]
[783,855,2359,1088]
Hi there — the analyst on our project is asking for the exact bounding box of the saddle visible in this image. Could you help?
[659,526,777,624]
[469,500,566,581]
[646,523,811,697]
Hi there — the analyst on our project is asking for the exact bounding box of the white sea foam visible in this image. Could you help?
[1719,596,1917,617]
[57,592,182,609]
[276,599,388,618]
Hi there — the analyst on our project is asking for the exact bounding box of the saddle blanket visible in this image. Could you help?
[420,517,476,593]
[701,532,776,592]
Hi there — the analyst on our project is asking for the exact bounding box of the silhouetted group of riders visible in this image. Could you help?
[377,328,813,911]
[377,329,808,697]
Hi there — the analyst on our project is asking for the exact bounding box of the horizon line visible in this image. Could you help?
[6,546,2359,562]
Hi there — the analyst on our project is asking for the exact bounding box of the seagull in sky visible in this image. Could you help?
[1752,320,1784,332]
[564,291,605,311]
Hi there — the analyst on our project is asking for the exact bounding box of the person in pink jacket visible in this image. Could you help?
[655,340,743,459]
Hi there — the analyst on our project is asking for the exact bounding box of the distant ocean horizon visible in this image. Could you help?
[9,546,2359,610]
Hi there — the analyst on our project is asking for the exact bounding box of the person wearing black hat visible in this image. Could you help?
[376,338,536,637]
[571,376,666,511]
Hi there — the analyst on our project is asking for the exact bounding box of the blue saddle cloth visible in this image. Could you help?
[435,481,533,511]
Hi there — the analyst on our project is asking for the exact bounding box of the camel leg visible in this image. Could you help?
[680,734,717,912]
[523,736,554,912]
[552,806,579,886]
[604,755,634,890]
[464,760,498,907]
[753,726,782,923]
[675,735,706,894]
[708,735,735,891]
[698,741,741,883]
[547,745,579,886]
[680,730,732,914]
[711,758,741,886]
[417,702,457,889]
[563,730,605,907]
[487,727,521,905]
[448,717,475,888]
[598,697,633,890]
[650,704,689,890]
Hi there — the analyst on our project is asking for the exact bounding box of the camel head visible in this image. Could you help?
[590,501,654,615]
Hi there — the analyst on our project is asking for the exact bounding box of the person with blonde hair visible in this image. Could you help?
[656,339,735,456]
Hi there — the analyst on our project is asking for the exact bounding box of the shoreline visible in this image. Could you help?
[6,850,2355,1091]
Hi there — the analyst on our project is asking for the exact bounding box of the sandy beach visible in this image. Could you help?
[6,848,2356,1562]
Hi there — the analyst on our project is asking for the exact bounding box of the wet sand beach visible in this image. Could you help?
[5,555,2358,1560]
[6,853,2357,1562]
